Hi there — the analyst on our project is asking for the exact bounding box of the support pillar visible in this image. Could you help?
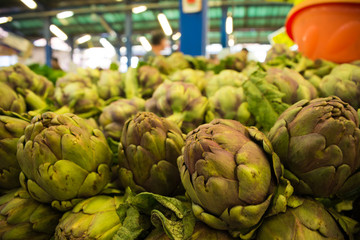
[221,7,228,48]
[125,9,132,67]
[44,17,52,67]
[179,0,208,56]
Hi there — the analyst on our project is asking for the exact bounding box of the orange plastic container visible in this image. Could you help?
[285,0,360,63]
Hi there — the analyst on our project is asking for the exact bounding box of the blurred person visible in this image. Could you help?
[143,31,168,62]
[51,57,62,70]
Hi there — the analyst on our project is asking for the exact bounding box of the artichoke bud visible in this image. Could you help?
[118,112,185,196]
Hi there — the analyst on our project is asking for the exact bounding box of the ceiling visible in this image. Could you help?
[0,0,292,46]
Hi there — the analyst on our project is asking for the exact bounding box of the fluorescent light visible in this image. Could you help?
[100,38,115,52]
[76,34,91,44]
[157,13,173,36]
[49,24,68,41]
[33,38,46,47]
[57,11,74,19]
[228,35,235,47]
[172,32,181,41]
[139,36,152,51]
[226,15,233,35]
[20,0,37,9]
[132,6,147,14]
[0,17,13,24]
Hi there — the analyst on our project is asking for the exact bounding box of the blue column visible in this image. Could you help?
[44,17,52,67]
[179,0,208,56]
[125,10,132,67]
[221,7,228,48]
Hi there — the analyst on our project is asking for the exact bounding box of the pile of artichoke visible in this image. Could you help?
[0,46,360,240]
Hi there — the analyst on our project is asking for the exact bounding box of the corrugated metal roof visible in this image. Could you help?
[1,0,292,45]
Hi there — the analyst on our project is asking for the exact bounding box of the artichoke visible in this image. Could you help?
[265,44,296,62]
[145,222,236,240]
[0,63,54,99]
[205,86,253,125]
[0,188,61,240]
[320,64,360,109]
[217,52,248,72]
[169,68,207,93]
[118,112,184,196]
[55,73,102,114]
[206,70,246,97]
[77,67,101,84]
[265,67,318,104]
[17,112,112,211]
[137,65,165,99]
[268,96,360,198]
[150,55,173,75]
[99,98,145,141]
[166,52,191,71]
[145,82,208,133]
[256,198,345,240]
[0,114,29,189]
[178,119,283,237]
[97,70,124,100]
[0,82,26,114]
[55,195,123,240]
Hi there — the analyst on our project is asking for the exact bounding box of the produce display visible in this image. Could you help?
[0,45,359,239]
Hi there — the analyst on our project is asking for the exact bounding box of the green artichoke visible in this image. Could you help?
[97,70,124,100]
[256,198,344,240]
[0,114,29,189]
[55,73,102,114]
[268,96,360,198]
[118,112,184,196]
[55,195,123,240]
[0,188,61,240]
[0,82,26,114]
[137,65,165,99]
[320,64,360,109]
[145,82,208,133]
[217,51,248,72]
[17,112,112,211]
[99,98,145,141]
[0,63,54,99]
[265,67,318,104]
[178,119,283,237]
[150,55,173,75]
[265,44,296,62]
[166,52,191,71]
[145,222,236,240]
[205,86,253,125]
[206,70,246,97]
[77,67,101,84]
[169,68,207,93]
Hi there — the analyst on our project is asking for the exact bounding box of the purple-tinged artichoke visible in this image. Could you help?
[118,112,184,196]
[99,98,145,141]
[268,96,360,199]
[265,67,318,104]
[97,70,125,100]
[169,68,207,93]
[145,82,208,133]
[319,64,360,109]
[178,119,284,238]
[257,198,345,240]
